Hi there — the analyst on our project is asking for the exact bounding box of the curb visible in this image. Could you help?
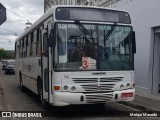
[119,101,159,112]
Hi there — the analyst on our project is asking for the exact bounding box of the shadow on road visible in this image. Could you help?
[3,73,15,75]
[48,105,125,117]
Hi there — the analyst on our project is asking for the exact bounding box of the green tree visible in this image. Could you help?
[0,48,7,59]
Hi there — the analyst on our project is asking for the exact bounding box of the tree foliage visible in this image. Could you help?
[0,48,14,59]
[0,48,7,59]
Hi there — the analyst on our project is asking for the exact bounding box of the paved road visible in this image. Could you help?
[0,62,159,120]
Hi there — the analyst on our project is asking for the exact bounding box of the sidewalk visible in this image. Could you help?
[120,95,160,111]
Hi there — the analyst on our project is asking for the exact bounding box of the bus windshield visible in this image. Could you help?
[54,22,134,71]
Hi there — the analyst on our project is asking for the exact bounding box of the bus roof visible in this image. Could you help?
[15,5,130,43]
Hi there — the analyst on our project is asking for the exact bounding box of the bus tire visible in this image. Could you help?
[19,73,25,92]
[41,98,49,110]
[37,79,49,109]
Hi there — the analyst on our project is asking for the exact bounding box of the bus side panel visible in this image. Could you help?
[20,57,41,94]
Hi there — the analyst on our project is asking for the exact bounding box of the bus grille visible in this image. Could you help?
[81,84,115,92]
[72,77,123,93]
[72,78,98,83]
[85,93,113,103]
[100,77,123,82]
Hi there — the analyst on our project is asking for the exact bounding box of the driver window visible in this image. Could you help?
[58,29,67,63]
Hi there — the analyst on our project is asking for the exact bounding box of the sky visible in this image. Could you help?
[0,0,44,50]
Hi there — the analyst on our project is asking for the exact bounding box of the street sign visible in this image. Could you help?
[0,3,6,25]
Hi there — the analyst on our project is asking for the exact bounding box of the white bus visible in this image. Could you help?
[15,5,136,108]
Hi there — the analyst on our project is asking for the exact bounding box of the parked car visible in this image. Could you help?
[2,60,7,70]
[4,60,15,74]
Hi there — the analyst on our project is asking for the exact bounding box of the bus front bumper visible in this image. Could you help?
[53,89,135,106]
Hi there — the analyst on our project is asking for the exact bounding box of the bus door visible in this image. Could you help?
[41,17,53,104]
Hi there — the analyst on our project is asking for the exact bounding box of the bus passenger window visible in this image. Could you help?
[31,30,37,57]
[36,28,41,56]
[30,32,33,56]
[27,34,31,57]
[26,36,29,57]
[23,38,27,58]
[20,40,23,58]
[43,32,48,57]
[16,41,20,58]
[21,39,24,58]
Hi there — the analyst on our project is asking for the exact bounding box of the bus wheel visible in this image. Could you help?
[38,82,48,109]
[40,90,49,109]
[19,73,25,92]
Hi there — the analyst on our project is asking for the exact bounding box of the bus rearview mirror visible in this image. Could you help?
[43,33,48,57]
[132,31,136,53]
[48,29,56,47]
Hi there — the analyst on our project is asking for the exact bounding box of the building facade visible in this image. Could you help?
[77,0,118,6]
[44,0,113,12]
[85,0,160,100]
[44,0,76,12]
[97,0,160,100]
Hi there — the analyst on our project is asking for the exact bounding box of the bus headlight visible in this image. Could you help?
[63,85,68,90]
[71,86,76,91]
[126,83,130,87]
[120,84,124,89]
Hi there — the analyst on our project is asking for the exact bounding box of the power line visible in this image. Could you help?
[0,33,15,35]
[0,37,14,45]
[6,8,30,21]
[0,36,15,42]
[0,42,8,44]
[0,36,11,40]
[0,27,16,33]
[0,27,19,36]
[0,42,13,45]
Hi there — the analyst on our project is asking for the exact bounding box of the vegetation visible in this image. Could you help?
[0,48,15,59]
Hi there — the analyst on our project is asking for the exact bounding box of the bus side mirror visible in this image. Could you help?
[43,33,48,57]
[48,29,56,47]
[132,31,136,53]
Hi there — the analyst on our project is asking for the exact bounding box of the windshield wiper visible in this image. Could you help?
[75,20,93,40]
[103,23,116,47]
[104,23,116,42]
